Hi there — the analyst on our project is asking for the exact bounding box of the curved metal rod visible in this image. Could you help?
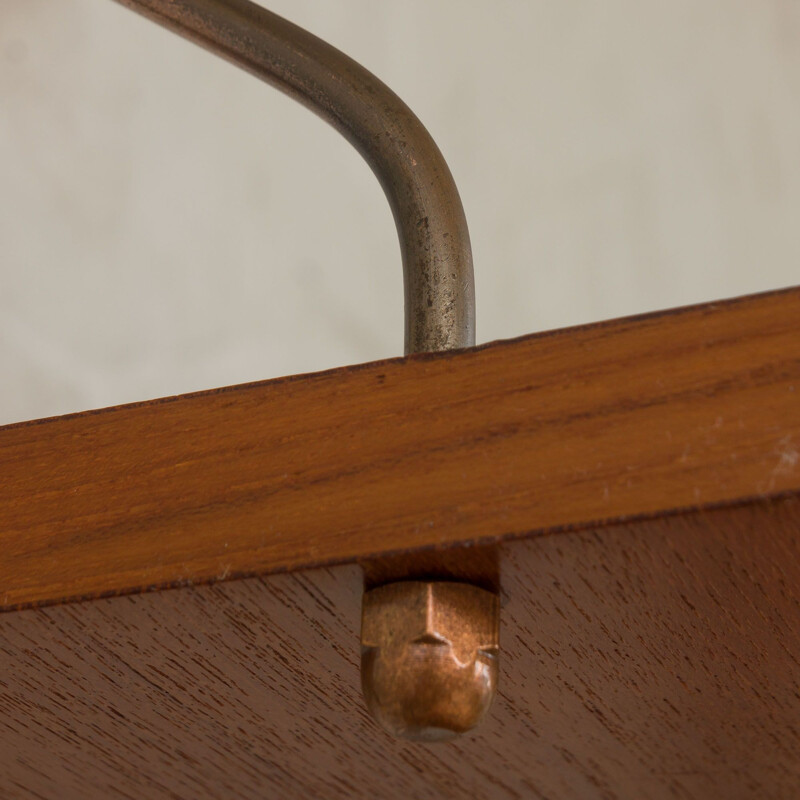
[114,0,475,353]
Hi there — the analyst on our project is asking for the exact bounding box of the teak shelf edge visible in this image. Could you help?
[1,286,799,611]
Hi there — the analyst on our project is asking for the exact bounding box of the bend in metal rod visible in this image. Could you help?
[114,0,475,353]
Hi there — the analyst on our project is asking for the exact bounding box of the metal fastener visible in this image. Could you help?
[361,581,499,742]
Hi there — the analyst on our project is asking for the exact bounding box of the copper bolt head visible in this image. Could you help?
[361,581,499,742]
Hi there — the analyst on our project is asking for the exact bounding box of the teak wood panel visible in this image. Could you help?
[1,287,800,609]
[1,497,798,799]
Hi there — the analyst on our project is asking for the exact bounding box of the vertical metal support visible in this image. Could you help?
[113,0,475,353]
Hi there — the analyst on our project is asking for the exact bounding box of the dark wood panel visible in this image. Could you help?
[1,496,797,799]
[2,287,800,609]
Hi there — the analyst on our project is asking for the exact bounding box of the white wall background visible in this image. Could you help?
[2,0,799,425]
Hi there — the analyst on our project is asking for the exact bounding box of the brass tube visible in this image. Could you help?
[113,0,476,353]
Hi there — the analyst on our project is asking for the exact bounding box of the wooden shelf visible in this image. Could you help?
[2,286,800,610]
[1,287,799,797]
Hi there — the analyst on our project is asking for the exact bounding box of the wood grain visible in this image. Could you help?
[1,495,797,799]
[1,287,800,609]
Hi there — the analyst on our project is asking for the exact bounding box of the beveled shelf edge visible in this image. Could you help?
[2,285,799,611]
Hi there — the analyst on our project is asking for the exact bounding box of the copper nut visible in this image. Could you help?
[361,581,499,742]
